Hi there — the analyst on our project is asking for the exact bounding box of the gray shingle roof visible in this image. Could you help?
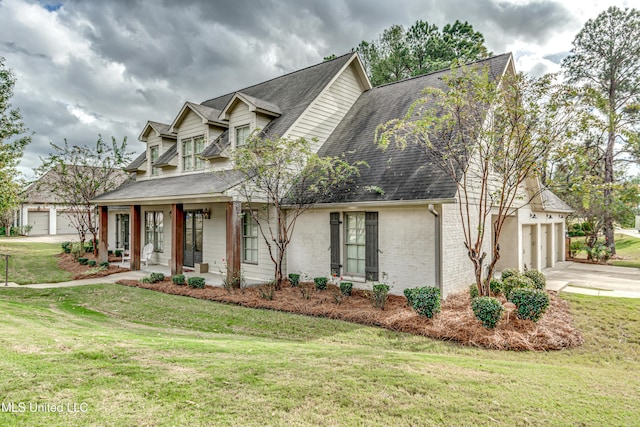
[201,52,355,137]
[153,144,177,167]
[124,152,147,172]
[316,53,512,203]
[200,130,229,158]
[94,170,245,202]
[540,187,573,212]
[186,102,228,127]
[148,121,175,138]
[226,92,282,117]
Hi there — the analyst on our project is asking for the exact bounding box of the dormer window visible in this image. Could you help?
[236,125,250,147]
[182,135,205,171]
[150,145,159,176]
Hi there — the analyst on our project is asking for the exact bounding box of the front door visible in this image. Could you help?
[184,211,203,267]
[116,214,130,250]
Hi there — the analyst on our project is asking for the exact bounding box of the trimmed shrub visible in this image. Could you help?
[149,272,165,283]
[187,277,206,289]
[510,288,550,322]
[371,283,390,309]
[340,281,353,296]
[288,273,300,287]
[471,296,504,329]
[172,274,185,285]
[500,268,520,281]
[77,257,88,265]
[405,286,441,318]
[141,276,151,284]
[490,278,503,295]
[61,242,72,253]
[503,275,535,300]
[314,277,328,291]
[99,261,110,268]
[523,269,546,290]
[469,284,479,299]
[115,249,123,257]
[87,260,97,267]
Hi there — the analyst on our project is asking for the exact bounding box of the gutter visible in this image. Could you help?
[428,204,442,292]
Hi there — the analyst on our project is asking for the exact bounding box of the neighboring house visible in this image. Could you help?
[21,166,128,237]
[94,52,571,297]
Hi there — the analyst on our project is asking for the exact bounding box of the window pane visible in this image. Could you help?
[345,213,366,275]
[236,126,250,147]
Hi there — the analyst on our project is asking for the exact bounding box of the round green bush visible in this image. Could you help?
[489,278,503,295]
[87,260,97,267]
[371,283,390,309]
[509,288,550,322]
[187,277,206,289]
[99,261,110,268]
[149,272,165,283]
[405,286,441,318]
[288,273,300,287]
[503,275,535,300]
[172,274,185,285]
[471,297,504,329]
[500,268,520,281]
[523,269,546,290]
[469,284,479,299]
[340,281,353,296]
[314,277,328,291]
[77,257,88,265]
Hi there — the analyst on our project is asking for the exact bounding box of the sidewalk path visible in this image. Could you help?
[544,261,640,298]
[2,270,147,289]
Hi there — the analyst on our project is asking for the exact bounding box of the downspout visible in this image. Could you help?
[428,204,442,293]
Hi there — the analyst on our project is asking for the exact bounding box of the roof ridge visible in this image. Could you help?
[372,52,512,89]
[199,52,354,105]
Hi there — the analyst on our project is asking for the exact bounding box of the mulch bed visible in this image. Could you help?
[116,279,584,351]
[57,253,130,280]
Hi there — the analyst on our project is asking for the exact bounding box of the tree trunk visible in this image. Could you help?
[603,128,616,255]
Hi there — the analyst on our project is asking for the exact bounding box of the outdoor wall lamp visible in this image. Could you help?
[547,214,553,219]
[202,209,211,219]
[530,213,537,219]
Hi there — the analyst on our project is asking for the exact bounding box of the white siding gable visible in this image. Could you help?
[285,62,366,152]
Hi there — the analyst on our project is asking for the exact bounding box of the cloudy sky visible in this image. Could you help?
[0,0,634,179]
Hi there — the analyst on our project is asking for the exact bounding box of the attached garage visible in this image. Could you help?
[56,211,77,235]
[29,211,50,235]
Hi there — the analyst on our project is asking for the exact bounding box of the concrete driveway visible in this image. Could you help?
[0,234,76,244]
[544,261,640,298]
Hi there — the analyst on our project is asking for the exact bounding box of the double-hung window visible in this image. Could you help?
[345,213,366,275]
[236,125,250,147]
[145,211,163,253]
[150,145,159,176]
[182,135,205,171]
[242,211,258,264]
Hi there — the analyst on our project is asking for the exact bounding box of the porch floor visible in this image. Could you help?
[114,261,264,288]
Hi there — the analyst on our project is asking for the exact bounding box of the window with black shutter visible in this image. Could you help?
[330,212,341,275]
[365,212,379,281]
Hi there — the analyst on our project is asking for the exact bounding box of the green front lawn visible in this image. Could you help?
[611,233,640,268]
[0,285,638,426]
[0,241,72,284]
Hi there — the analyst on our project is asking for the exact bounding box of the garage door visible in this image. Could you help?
[29,211,50,235]
[56,212,77,235]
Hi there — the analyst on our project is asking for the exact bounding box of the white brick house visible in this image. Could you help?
[94,52,570,297]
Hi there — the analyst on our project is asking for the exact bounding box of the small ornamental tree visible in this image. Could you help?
[35,136,131,253]
[231,133,363,290]
[0,57,30,229]
[377,64,575,296]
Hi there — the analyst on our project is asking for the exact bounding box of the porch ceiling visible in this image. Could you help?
[93,171,245,205]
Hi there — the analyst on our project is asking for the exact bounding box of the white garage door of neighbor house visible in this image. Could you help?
[29,211,50,235]
[56,212,77,235]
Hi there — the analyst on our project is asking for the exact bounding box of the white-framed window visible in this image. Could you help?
[236,125,250,147]
[345,212,365,275]
[242,211,258,264]
[145,211,163,253]
[181,135,205,171]
[150,145,159,176]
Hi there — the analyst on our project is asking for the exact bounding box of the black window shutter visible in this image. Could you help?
[330,212,341,276]
[365,212,379,281]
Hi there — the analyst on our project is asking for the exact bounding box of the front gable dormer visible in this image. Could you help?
[170,102,228,133]
[219,92,282,121]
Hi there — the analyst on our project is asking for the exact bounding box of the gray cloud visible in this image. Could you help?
[0,0,615,180]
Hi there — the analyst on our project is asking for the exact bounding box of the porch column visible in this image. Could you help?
[171,203,184,276]
[131,205,141,270]
[98,206,108,263]
[226,201,242,283]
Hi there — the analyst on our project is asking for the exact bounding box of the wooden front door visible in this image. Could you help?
[183,211,203,267]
